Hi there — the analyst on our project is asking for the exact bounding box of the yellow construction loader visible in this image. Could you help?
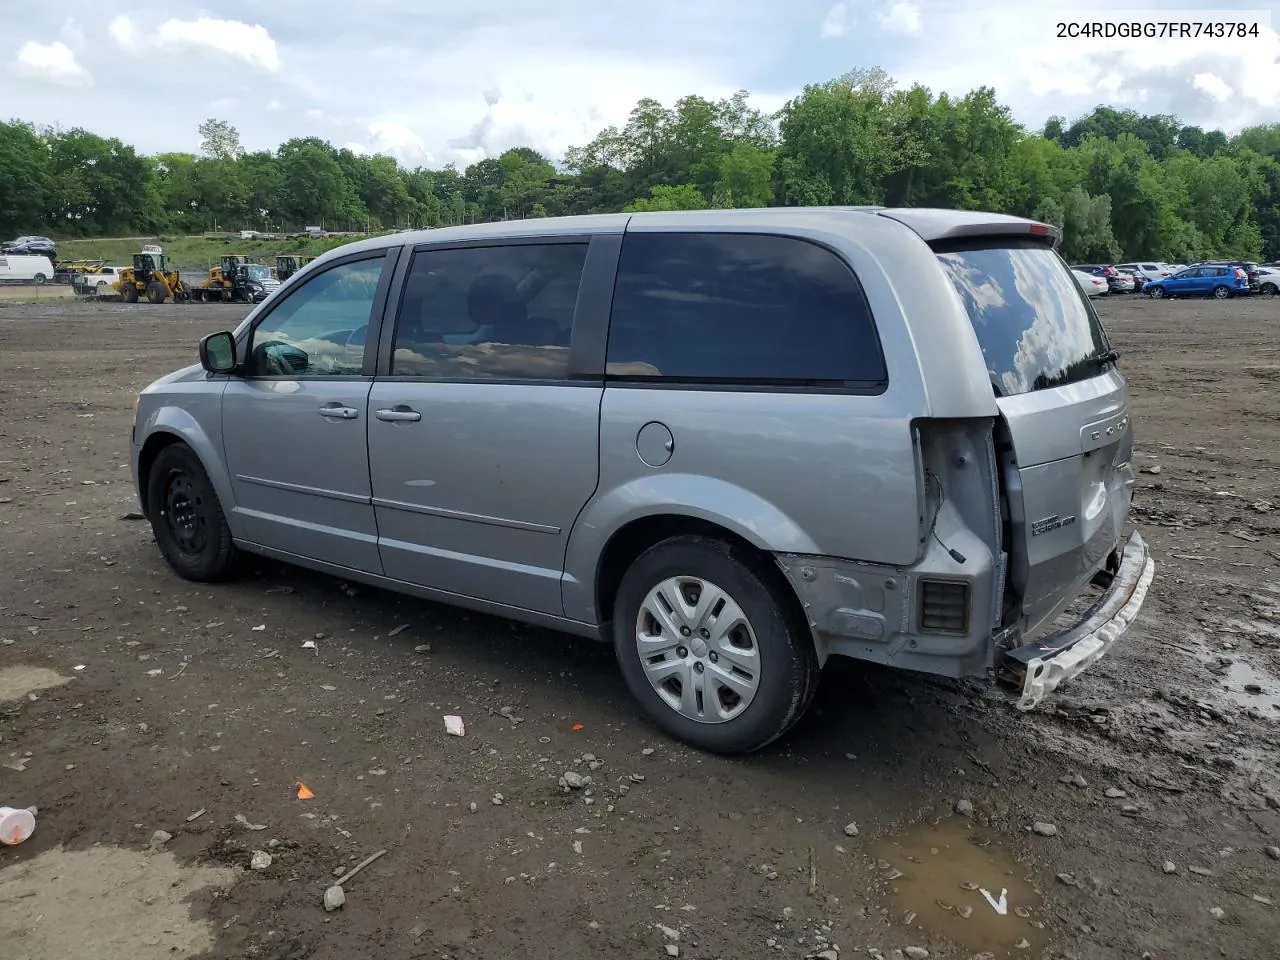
[116,246,190,304]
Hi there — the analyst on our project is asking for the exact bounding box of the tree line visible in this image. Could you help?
[2,67,1278,263]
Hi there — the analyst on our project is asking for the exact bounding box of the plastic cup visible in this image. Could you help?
[0,806,36,845]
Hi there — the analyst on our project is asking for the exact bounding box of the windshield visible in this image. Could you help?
[936,241,1110,397]
[244,264,272,280]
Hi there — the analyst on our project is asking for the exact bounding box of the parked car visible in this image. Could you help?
[130,207,1154,754]
[1144,264,1249,299]
[1191,260,1261,293]
[1114,267,1146,292]
[0,253,55,284]
[1071,268,1109,296]
[2,236,57,261]
[1115,262,1173,285]
[1072,264,1134,293]
[1256,266,1280,296]
[71,266,125,295]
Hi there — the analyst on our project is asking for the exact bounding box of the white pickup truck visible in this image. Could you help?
[71,266,125,296]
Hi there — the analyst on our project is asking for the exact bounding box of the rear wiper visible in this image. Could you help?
[1094,348,1120,366]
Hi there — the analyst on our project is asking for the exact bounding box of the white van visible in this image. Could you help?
[0,254,55,284]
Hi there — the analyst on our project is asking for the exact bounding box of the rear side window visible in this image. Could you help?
[936,241,1110,397]
[606,232,886,387]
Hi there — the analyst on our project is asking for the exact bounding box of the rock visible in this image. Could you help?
[148,830,172,852]
[1267,796,1280,811]
[1059,773,1088,788]
[905,948,930,960]
[413,644,431,654]
[1121,804,1140,816]
[957,905,973,919]
[810,952,840,960]
[642,747,655,755]
[1209,906,1225,920]
[1032,822,1058,837]
[844,821,860,837]
[1056,873,1075,885]
[1266,845,1280,861]
[954,799,975,817]
[492,793,504,805]
[1162,861,1177,874]
[1142,464,1162,475]
[1189,866,1214,876]
[665,946,680,958]
[657,923,680,941]
[333,866,345,877]
[250,850,272,871]
[562,771,588,789]
[1104,787,1127,799]
[324,885,346,911]
[469,801,478,813]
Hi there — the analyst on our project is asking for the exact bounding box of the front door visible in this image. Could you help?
[221,252,393,574]
[367,238,604,616]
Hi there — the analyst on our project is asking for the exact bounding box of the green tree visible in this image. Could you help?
[0,121,51,237]
[624,184,708,212]
[198,119,244,161]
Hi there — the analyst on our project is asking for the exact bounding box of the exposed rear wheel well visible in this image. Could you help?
[137,432,187,516]
[595,515,809,639]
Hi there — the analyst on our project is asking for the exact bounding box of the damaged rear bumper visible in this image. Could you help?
[1001,530,1156,711]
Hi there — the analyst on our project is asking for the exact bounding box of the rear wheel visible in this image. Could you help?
[146,281,168,304]
[145,444,239,581]
[1212,285,1231,300]
[612,535,819,754]
[33,273,46,285]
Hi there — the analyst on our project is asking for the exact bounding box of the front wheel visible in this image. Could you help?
[145,444,239,581]
[612,535,819,754]
[146,281,168,304]
[1212,285,1231,300]
[1147,285,1164,299]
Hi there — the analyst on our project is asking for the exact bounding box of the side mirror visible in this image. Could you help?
[199,331,238,374]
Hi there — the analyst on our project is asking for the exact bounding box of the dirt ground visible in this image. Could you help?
[1,295,1277,960]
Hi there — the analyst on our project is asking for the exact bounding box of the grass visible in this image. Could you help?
[54,234,367,271]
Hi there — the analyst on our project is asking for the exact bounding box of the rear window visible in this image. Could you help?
[936,242,1110,397]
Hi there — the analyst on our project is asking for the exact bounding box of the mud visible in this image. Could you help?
[1,296,1279,960]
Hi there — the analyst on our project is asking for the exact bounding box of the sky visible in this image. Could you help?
[3,1,1278,170]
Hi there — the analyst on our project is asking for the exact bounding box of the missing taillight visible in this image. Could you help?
[919,579,971,634]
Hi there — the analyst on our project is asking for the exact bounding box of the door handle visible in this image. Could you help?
[318,405,359,420]
[375,407,422,422]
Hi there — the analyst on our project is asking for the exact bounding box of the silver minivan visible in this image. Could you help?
[130,207,1155,754]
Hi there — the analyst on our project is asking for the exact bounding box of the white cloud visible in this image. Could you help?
[879,1,922,36]
[9,40,92,87]
[108,16,280,72]
[59,18,86,48]
[820,3,849,39]
[1191,72,1233,102]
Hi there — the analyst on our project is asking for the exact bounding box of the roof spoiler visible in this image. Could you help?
[874,208,1061,249]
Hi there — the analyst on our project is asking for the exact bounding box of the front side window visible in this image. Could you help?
[605,232,886,385]
[936,241,1110,397]
[247,256,385,377]
[390,242,587,380]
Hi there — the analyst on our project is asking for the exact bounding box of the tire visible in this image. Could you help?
[612,534,819,754]
[1261,282,1278,297]
[146,281,168,304]
[1147,286,1164,299]
[1212,285,1230,300]
[34,273,46,285]
[145,444,239,582]
[122,284,139,303]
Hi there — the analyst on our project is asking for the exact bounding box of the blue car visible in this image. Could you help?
[1144,264,1248,300]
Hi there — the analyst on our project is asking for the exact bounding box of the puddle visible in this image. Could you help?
[870,818,1049,959]
[0,666,71,702]
[1221,659,1280,711]
[0,845,239,960]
